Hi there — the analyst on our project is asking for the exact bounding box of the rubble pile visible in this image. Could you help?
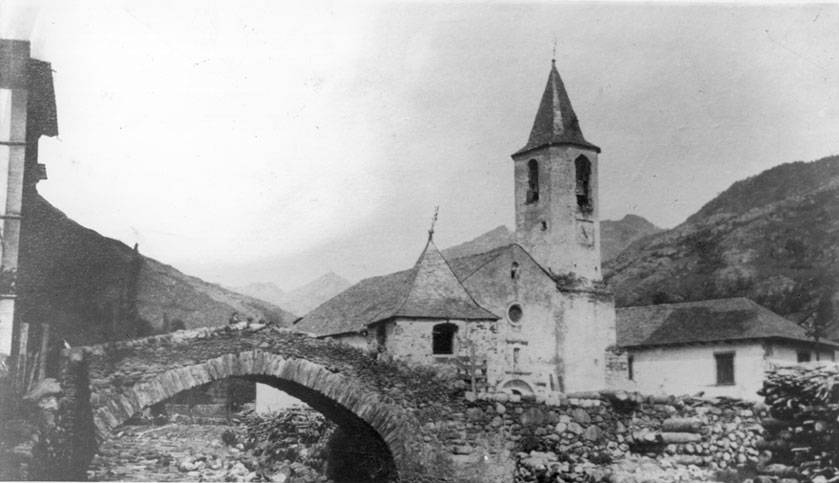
[88,408,337,482]
[756,363,839,483]
[240,407,336,482]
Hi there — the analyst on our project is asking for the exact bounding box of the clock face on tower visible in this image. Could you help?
[577,220,595,247]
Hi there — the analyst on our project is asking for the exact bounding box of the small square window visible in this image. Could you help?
[715,352,735,386]
[432,323,457,355]
[797,351,811,363]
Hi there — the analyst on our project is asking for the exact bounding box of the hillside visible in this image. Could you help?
[16,195,297,347]
[441,225,515,260]
[600,215,663,261]
[604,155,839,339]
[281,272,352,316]
[230,282,286,308]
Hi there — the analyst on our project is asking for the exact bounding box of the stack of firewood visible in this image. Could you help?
[758,363,839,482]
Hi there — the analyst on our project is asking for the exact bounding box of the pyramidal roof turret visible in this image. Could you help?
[391,238,498,321]
[514,60,600,156]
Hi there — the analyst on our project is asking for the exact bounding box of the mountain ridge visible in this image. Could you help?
[17,195,298,346]
[231,272,352,317]
[604,155,839,339]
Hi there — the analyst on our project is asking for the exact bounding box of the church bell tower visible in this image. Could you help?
[512,60,602,281]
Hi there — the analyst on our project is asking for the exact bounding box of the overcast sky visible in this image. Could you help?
[3,1,838,290]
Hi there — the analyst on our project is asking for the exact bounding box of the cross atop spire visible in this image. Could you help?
[514,61,600,156]
[427,205,439,242]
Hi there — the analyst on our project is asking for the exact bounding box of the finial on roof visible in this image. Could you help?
[428,206,439,242]
[552,37,557,64]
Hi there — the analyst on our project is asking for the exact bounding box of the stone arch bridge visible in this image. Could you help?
[37,324,511,482]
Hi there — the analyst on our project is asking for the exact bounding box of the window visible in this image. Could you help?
[627,355,634,381]
[526,159,539,204]
[575,155,592,212]
[507,304,523,324]
[797,351,811,363]
[376,324,386,346]
[715,352,735,385]
[513,347,521,365]
[510,262,520,280]
[501,379,535,396]
[432,323,457,355]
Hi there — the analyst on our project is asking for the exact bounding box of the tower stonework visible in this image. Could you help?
[512,61,602,281]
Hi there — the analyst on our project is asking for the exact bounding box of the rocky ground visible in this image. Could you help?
[87,416,330,482]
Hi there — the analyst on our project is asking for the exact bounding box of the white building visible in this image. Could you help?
[616,298,838,400]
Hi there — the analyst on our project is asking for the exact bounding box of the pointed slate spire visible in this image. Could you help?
[394,239,498,320]
[515,60,600,156]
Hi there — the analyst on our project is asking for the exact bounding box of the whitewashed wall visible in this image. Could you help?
[627,341,838,401]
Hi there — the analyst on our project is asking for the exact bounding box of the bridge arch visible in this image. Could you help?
[90,350,412,479]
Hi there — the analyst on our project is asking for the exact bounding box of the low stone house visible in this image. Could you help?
[616,297,839,400]
[300,237,500,368]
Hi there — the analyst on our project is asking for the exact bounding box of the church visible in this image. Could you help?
[294,60,616,396]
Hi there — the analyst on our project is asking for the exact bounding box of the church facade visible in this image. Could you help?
[295,61,616,396]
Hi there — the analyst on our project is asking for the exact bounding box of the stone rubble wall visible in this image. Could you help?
[442,390,769,483]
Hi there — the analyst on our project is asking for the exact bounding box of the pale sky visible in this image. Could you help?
[3,1,838,290]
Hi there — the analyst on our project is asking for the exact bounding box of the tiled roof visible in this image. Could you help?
[514,61,600,156]
[295,240,498,336]
[617,298,839,348]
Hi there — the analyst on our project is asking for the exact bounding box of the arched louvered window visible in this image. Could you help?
[575,155,592,212]
[526,159,539,204]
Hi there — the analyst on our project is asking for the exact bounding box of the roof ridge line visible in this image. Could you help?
[454,243,515,281]
[435,242,497,316]
[387,241,432,321]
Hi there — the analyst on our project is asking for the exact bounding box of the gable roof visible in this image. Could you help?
[295,240,498,337]
[514,61,600,156]
[617,298,839,349]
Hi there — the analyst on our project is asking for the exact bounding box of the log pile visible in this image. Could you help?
[758,363,839,483]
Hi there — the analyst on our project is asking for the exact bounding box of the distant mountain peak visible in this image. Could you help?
[229,282,286,308]
[281,272,353,316]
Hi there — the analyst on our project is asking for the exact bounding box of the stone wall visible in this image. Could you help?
[378,318,497,370]
[34,323,788,483]
[439,390,769,483]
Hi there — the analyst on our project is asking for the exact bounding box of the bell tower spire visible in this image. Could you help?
[511,61,602,281]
